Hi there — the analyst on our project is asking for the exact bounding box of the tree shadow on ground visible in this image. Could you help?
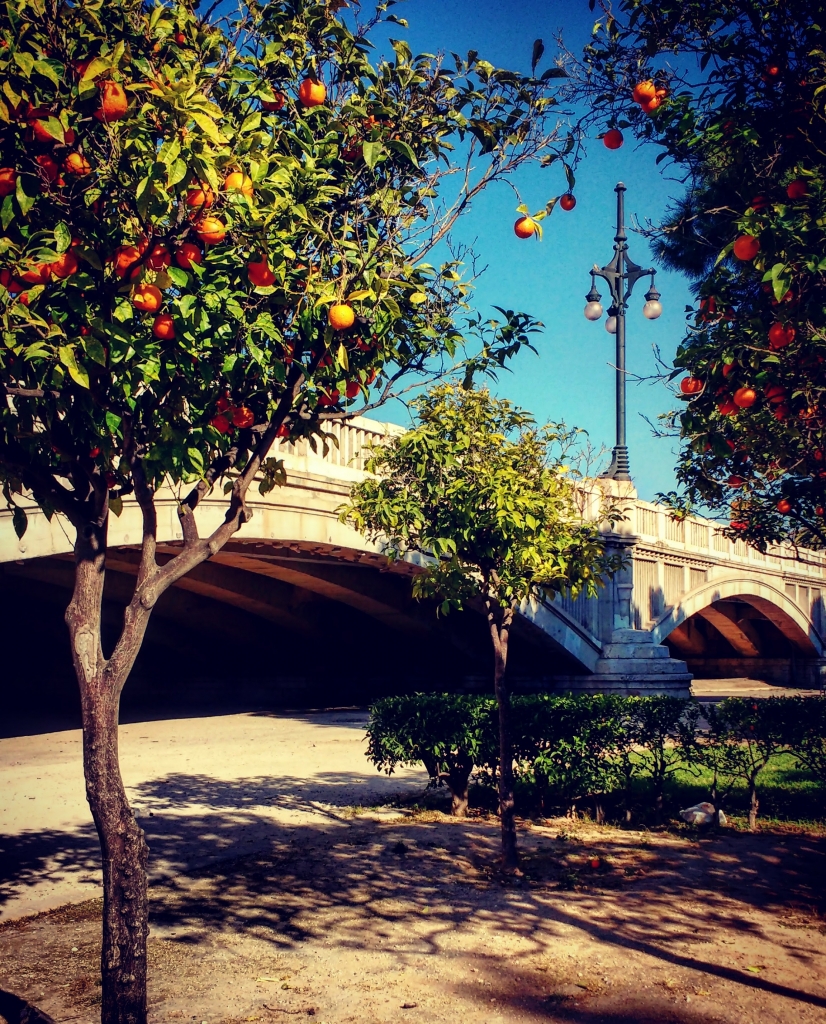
[3,771,825,1021]
[0,769,426,913]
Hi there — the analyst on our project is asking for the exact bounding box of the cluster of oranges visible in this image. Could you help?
[630,79,668,115]
[210,395,256,435]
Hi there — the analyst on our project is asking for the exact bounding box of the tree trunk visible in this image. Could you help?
[486,600,518,871]
[67,526,149,1024]
[748,778,759,832]
[446,763,472,817]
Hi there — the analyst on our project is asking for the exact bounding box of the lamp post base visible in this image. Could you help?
[601,445,631,481]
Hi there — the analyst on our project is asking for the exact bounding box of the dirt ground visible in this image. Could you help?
[2,811,825,1024]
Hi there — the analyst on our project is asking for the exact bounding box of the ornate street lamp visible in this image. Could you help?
[583,182,661,481]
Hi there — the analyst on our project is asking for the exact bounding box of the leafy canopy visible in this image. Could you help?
[341,384,623,612]
[0,0,573,534]
[580,0,826,548]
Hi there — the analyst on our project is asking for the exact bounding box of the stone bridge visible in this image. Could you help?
[2,418,824,718]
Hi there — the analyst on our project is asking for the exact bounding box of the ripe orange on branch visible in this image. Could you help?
[733,386,757,408]
[0,167,16,196]
[513,216,537,238]
[194,217,226,244]
[680,377,703,395]
[261,91,286,111]
[185,185,215,212]
[94,81,129,122]
[247,259,275,288]
[602,128,624,150]
[298,78,326,107]
[231,406,254,429]
[631,80,657,104]
[224,171,254,197]
[111,245,143,279]
[19,263,51,284]
[64,153,91,176]
[328,303,355,330]
[146,244,171,270]
[175,243,203,269]
[768,322,795,349]
[131,283,162,312]
[733,234,760,260]
[152,314,175,340]
[49,250,80,278]
[559,194,576,211]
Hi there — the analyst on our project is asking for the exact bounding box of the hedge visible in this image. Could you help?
[366,692,826,828]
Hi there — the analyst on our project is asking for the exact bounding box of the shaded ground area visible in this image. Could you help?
[0,710,428,920]
[1,813,825,1024]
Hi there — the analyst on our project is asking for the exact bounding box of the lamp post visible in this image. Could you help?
[584,182,662,481]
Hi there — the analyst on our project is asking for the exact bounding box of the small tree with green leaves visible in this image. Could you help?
[626,696,702,818]
[366,693,497,816]
[342,385,623,869]
[703,698,785,830]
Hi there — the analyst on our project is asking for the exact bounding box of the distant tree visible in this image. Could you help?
[342,385,623,869]
[578,0,826,548]
[0,0,577,1018]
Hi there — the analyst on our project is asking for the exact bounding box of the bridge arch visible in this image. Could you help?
[651,574,824,658]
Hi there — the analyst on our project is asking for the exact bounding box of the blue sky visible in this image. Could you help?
[360,0,695,501]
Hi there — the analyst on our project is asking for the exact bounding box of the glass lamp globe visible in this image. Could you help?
[584,301,603,321]
[643,299,663,319]
[605,316,617,334]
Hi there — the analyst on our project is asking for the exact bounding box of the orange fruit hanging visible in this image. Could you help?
[152,313,175,339]
[328,303,355,330]
[49,250,80,279]
[733,235,760,260]
[131,283,162,312]
[247,259,275,287]
[194,217,226,244]
[64,153,92,175]
[175,242,203,269]
[513,216,537,238]
[94,81,129,122]
[0,167,17,196]
[298,78,326,107]
[224,171,254,197]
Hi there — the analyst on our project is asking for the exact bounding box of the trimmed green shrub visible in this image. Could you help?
[366,694,496,816]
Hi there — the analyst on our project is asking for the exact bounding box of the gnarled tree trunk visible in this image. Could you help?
[486,599,517,871]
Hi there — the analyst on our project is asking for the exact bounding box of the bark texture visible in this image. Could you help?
[67,526,149,1024]
[487,599,518,870]
[445,763,473,817]
[748,779,759,831]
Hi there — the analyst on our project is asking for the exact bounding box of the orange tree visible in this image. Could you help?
[0,1,576,1019]
[341,385,623,870]
[578,0,826,548]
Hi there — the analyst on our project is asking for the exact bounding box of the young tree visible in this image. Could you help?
[342,385,623,869]
[366,693,497,816]
[0,2,576,1018]
[578,1,826,548]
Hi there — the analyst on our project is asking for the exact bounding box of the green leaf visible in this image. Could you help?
[109,496,124,517]
[15,177,36,217]
[190,110,228,144]
[54,222,71,253]
[13,51,34,77]
[58,346,90,388]
[33,59,61,86]
[362,140,383,169]
[167,266,189,288]
[386,139,418,167]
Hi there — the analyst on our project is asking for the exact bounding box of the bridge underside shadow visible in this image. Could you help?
[0,541,589,737]
[654,582,825,689]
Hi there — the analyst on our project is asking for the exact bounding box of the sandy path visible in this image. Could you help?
[0,711,428,921]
